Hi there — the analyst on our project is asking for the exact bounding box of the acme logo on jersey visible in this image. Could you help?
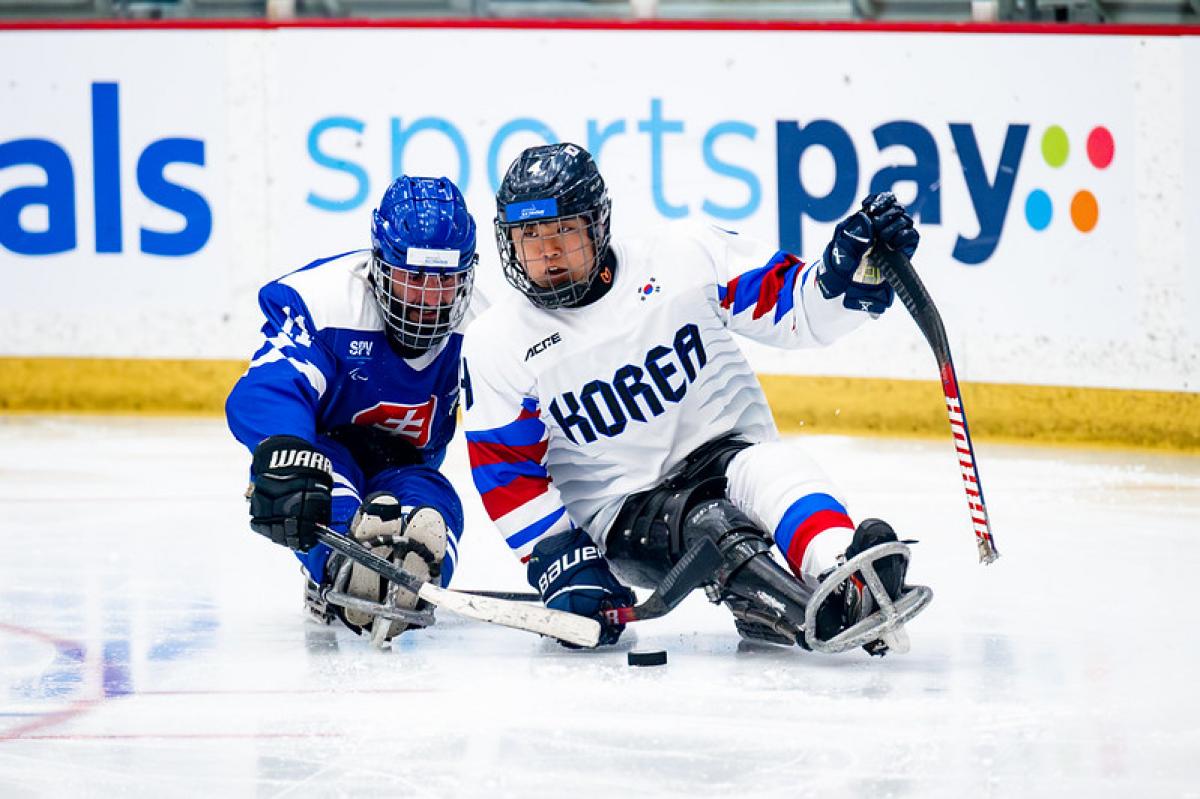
[525,332,562,361]
[352,398,438,447]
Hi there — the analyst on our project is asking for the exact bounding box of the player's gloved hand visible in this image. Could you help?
[527,528,636,647]
[862,191,919,259]
[248,435,333,552]
[816,192,917,315]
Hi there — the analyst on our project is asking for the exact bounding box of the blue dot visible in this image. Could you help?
[1025,190,1052,231]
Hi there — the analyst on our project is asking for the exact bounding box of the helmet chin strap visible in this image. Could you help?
[386,335,429,360]
[561,247,617,309]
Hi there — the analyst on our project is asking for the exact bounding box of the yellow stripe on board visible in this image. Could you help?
[1,358,1197,452]
[0,357,247,415]
[758,374,1200,452]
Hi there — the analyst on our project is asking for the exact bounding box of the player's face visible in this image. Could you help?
[509,216,595,289]
[389,270,463,323]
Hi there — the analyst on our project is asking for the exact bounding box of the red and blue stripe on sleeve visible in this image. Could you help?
[774,492,855,578]
[717,251,806,323]
[466,397,569,558]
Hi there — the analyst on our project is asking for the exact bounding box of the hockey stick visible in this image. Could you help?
[460,538,723,624]
[872,246,1000,564]
[462,538,722,623]
[315,526,601,648]
[457,589,542,601]
[604,536,724,625]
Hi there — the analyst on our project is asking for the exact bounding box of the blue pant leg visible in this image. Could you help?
[294,436,366,583]
[367,465,464,587]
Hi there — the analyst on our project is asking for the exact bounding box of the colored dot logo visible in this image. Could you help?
[1025,125,1112,234]
[638,277,661,301]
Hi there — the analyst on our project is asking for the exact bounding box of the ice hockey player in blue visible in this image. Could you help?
[227,176,479,646]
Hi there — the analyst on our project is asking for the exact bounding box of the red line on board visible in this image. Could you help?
[0,18,1196,35]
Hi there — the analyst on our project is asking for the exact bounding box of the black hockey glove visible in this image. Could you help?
[248,435,333,552]
[816,192,917,316]
[527,528,636,647]
[862,191,919,260]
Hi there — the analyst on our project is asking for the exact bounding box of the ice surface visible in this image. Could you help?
[2,416,1199,798]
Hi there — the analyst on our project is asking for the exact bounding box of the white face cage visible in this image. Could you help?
[369,253,476,353]
[496,208,610,309]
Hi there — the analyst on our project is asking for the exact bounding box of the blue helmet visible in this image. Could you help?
[370,177,477,353]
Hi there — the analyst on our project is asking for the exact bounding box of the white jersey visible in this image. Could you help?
[461,222,868,561]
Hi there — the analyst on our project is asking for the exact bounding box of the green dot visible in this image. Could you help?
[1042,125,1069,167]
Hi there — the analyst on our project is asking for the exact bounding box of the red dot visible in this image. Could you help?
[1087,127,1114,169]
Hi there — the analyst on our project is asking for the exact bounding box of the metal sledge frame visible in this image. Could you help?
[802,542,934,654]
[322,552,437,629]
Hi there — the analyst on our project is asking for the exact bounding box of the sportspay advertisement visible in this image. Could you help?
[0,25,1193,390]
[275,28,1142,388]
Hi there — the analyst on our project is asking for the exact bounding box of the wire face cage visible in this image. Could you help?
[370,251,476,352]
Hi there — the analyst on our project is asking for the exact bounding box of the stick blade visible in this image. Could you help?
[657,537,722,609]
[625,537,723,623]
[422,584,601,648]
[979,537,1001,564]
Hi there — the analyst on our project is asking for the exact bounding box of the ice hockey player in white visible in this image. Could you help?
[461,143,930,654]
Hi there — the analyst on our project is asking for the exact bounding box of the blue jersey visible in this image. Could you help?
[226,251,462,468]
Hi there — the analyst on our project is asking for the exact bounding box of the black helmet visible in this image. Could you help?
[495,143,611,309]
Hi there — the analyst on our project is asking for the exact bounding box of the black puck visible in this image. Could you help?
[627,649,668,667]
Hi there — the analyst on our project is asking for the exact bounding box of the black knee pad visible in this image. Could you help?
[605,478,727,588]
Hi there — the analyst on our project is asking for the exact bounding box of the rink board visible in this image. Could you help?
[1,356,1197,452]
[1,22,1197,444]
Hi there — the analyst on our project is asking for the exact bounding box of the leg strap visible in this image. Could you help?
[604,435,752,588]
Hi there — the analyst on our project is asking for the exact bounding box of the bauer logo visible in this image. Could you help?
[537,544,602,595]
[352,398,438,446]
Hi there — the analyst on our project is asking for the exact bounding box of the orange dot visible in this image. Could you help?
[1070,191,1098,232]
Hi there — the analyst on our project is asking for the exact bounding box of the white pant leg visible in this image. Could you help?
[724,441,855,587]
